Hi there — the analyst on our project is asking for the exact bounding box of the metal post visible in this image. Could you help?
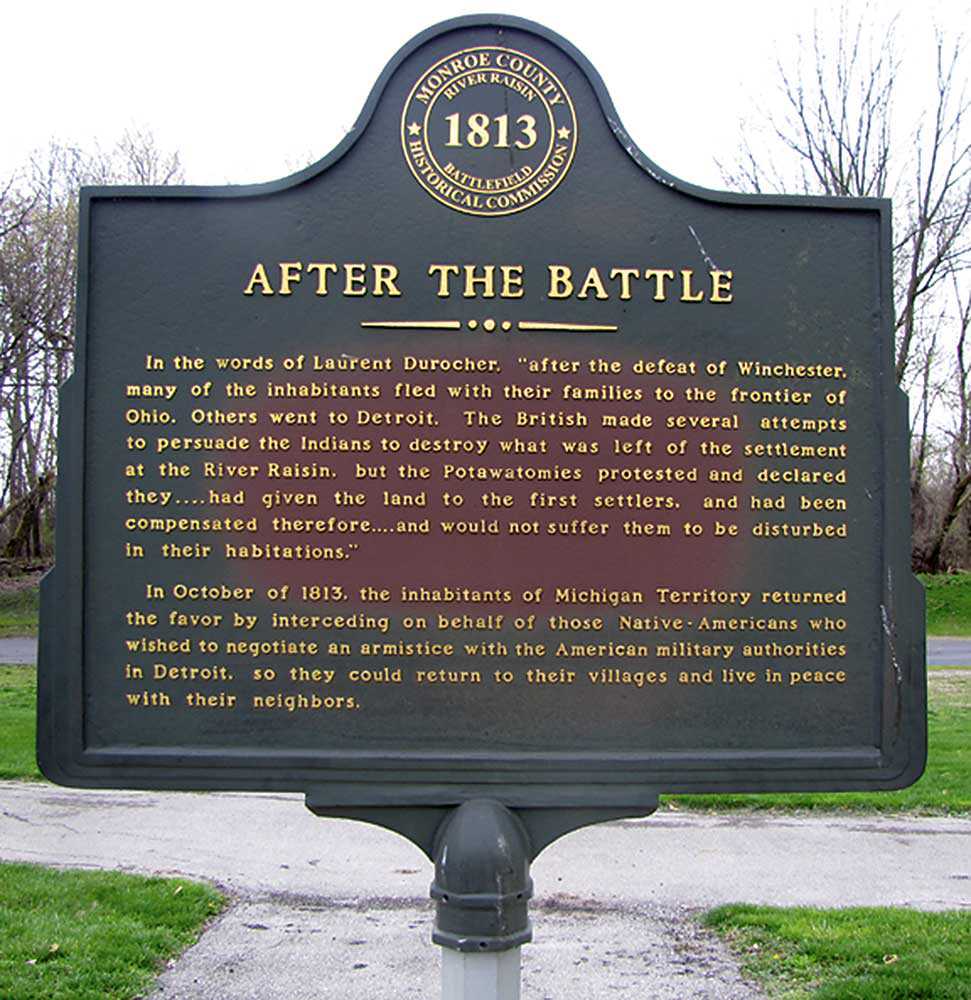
[431,800,533,1000]
[442,949,521,1000]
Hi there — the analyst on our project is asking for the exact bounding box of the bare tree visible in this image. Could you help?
[916,271,971,571]
[0,129,183,562]
[894,39,971,386]
[719,7,897,199]
[720,6,971,572]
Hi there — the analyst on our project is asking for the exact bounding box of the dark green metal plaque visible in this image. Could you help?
[38,15,925,813]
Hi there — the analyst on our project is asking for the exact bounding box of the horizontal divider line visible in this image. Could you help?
[359,320,620,332]
[518,321,618,332]
[360,320,461,330]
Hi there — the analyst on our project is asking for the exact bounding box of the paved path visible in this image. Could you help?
[929,636,971,665]
[1,782,968,998]
[5,635,971,666]
[0,636,36,663]
[2,635,967,993]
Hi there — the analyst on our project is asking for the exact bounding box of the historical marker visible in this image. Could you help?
[39,16,925,823]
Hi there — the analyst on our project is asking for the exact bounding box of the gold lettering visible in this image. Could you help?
[372,263,402,297]
[278,261,302,296]
[343,263,368,296]
[243,262,274,296]
[577,267,609,300]
[428,263,460,297]
[547,264,573,298]
[643,268,675,300]
[499,265,525,298]
[609,267,639,299]
[680,269,705,302]
[306,262,339,295]
[463,265,495,298]
[711,269,734,302]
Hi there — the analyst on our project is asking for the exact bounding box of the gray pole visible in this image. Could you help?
[441,949,521,1000]
[431,800,533,1000]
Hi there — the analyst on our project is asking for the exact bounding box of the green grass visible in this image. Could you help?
[1,574,968,639]
[0,665,40,780]
[706,905,971,999]
[0,862,223,1000]
[920,572,971,636]
[0,581,39,637]
[0,574,967,637]
[668,671,970,814]
[3,664,969,813]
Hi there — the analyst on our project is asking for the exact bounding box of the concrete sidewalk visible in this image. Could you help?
[0,636,36,663]
[2,782,968,998]
[4,636,971,665]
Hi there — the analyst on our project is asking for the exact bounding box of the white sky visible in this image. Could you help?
[4,0,967,191]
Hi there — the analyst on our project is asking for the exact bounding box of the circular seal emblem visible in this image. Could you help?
[401,46,578,217]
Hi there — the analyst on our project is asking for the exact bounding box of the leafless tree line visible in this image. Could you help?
[0,11,968,574]
[0,130,182,567]
[720,6,971,573]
